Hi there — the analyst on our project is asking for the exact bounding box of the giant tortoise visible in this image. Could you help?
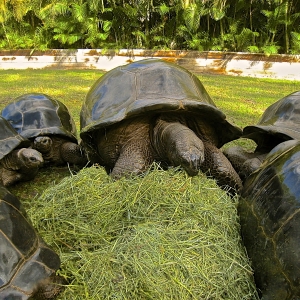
[224,91,300,180]
[1,93,87,167]
[80,59,243,192]
[0,184,65,299]
[239,139,300,299]
[0,116,43,186]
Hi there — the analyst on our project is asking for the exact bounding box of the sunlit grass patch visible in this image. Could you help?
[27,165,259,300]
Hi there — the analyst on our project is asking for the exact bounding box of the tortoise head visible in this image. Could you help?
[18,148,44,169]
[34,136,53,154]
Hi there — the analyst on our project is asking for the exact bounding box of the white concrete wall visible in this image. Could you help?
[0,49,299,80]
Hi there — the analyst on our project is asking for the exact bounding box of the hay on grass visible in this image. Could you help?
[27,164,259,300]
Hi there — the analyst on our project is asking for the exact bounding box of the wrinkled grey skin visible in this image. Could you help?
[0,148,44,186]
[223,146,268,181]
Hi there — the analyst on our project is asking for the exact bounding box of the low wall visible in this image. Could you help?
[1,49,300,80]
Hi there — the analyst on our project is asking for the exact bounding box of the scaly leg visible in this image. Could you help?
[61,142,88,166]
[202,142,243,194]
[223,145,266,180]
[111,137,154,179]
[97,118,154,179]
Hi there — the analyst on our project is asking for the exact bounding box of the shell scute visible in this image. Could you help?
[0,117,30,160]
[240,140,300,299]
[0,185,61,299]
[1,93,77,142]
[243,91,300,147]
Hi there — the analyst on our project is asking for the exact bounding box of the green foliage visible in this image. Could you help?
[247,45,260,53]
[261,44,281,55]
[183,3,201,32]
[234,28,260,52]
[0,31,34,49]
[1,0,300,53]
[291,31,300,53]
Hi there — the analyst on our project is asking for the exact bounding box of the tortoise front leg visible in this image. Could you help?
[0,168,22,186]
[111,138,154,179]
[97,118,155,179]
[223,146,266,180]
[201,142,243,194]
[35,273,67,299]
[61,142,88,166]
[153,119,205,176]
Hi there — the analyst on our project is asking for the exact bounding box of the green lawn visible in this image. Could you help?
[1,69,299,130]
[1,69,299,299]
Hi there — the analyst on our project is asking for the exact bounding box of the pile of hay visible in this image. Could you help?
[28,165,259,299]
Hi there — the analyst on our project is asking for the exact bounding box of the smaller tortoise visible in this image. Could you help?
[0,116,44,186]
[224,91,300,180]
[239,139,300,299]
[1,93,87,167]
[80,59,243,193]
[0,184,66,299]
